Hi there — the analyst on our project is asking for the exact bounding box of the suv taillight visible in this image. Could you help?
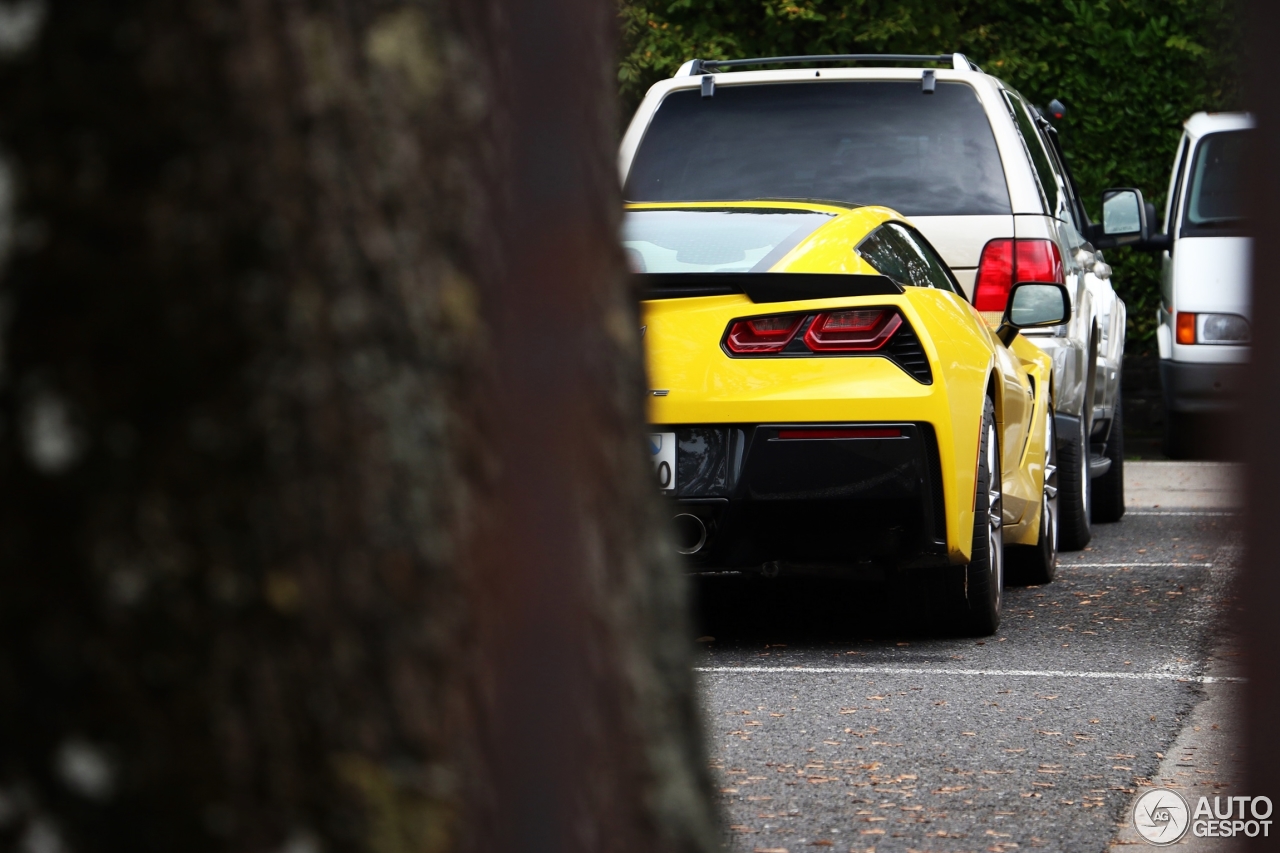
[973,239,1065,312]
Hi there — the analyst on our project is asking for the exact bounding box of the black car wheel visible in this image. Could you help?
[1092,384,1126,523]
[1057,407,1092,551]
[1008,413,1058,585]
[945,397,1004,636]
[1163,411,1195,459]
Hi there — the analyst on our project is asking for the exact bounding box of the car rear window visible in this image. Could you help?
[622,208,833,273]
[624,81,1011,216]
[1182,130,1250,235]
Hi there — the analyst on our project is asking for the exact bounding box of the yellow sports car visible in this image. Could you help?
[629,200,1064,634]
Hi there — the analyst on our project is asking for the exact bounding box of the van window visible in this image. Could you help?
[1182,130,1250,236]
[625,82,1011,216]
[856,223,959,292]
[1165,136,1190,234]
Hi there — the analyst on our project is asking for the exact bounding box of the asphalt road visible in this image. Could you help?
[691,462,1242,852]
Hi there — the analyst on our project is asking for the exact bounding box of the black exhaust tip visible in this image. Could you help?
[672,513,707,555]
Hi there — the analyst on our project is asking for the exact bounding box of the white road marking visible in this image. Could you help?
[1065,562,1213,568]
[1126,510,1239,517]
[695,665,1245,683]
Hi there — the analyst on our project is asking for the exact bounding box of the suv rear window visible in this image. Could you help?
[624,81,1011,216]
[1182,130,1250,236]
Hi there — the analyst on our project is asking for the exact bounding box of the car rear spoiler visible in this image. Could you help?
[637,273,903,303]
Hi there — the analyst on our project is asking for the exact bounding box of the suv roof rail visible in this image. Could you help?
[686,53,982,75]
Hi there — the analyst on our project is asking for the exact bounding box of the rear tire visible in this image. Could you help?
[1008,414,1058,585]
[1057,408,1092,551]
[1163,411,1194,459]
[950,398,1003,636]
[1092,385,1126,523]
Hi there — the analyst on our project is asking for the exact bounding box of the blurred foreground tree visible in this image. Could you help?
[0,2,716,851]
[617,0,1243,349]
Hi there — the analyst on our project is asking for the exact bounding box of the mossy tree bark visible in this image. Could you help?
[0,2,717,851]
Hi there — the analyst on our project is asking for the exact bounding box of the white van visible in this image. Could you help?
[1151,112,1252,456]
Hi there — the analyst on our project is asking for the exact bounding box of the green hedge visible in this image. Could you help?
[618,0,1243,351]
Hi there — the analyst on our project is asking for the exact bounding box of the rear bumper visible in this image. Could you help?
[1160,359,1247,413]
[660,422,949,572]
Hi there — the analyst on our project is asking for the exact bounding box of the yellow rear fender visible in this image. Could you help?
[1003,335,1056,546]
[894,288,1001,563]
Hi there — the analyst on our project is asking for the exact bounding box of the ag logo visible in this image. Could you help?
[1133,788,1191,845]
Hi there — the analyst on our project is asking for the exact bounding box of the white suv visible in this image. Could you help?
[619,53,1127,549]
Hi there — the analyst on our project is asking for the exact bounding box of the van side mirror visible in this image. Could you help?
[996,281,1072,345]
[1100,188,1149,245]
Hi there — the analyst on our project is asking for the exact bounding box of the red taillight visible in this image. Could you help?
[973,240,1015,311]
[804,309,902,352]
[725,315,804,353]
[777,428,903,439]
[1176,312,1197,344]
[973,239,1065,312]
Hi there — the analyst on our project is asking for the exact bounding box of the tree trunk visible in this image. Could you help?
[0,2,717,851]
[1244,2,1280,850]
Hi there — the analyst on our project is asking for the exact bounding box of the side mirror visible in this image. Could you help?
[997,281,1072,345]
[1099,188,1149,246]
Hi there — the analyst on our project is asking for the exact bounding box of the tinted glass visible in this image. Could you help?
[625,82,1011,216]
[1166,136,1190,233]
[857,223,958,292]
[622,209,833,273]
[1039,125,1087,239]
[1006,93,1059,216]
[1183,130,1250,233]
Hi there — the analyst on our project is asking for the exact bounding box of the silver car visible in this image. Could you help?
[618,53,1127,550]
